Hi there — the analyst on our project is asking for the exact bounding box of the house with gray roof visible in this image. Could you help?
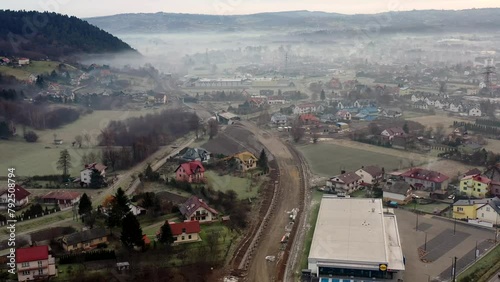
[181,147,211,163]
[62,227,108,252]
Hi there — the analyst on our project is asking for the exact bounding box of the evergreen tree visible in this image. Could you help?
[89,169,105,188]
[403,122,409,134]
[78,193,92,216]
[257,149,269,172]
[57,149,72,179]
[107,188,131,228]
[159,222,175,246]
[120,212,144,249]
[320,89,326,101]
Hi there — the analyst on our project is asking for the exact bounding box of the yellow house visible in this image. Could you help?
[399,87,412,96]
[232,151,258,171]
[460,174,491,198]
[62,227,108,252]
[452,199,490,220]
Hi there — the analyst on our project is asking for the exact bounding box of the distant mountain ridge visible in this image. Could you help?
[0,10,136,59]
[85,8,500,35]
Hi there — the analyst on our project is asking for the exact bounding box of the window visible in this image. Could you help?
[38,261,43,267]
[487,207,491,212]
[173,237,177,241]
[22,271,30,275]
[457,207,464,212]
[477,189,481,192]
[22,262,29,267]
[188,235,192,239]
[463,187,467,191]
[182,228,186,233]
[481,213,484,218]
[38,269,44,275]
[181,236,185,240]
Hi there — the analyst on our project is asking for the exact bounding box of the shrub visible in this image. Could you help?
[24,131,39,142]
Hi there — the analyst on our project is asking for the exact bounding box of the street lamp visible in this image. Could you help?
[424,232,428,252]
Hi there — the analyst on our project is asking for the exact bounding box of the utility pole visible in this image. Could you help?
[415,212,419,231]
[475,240,479,261]
[424,232,428,251]
[453,217,457,235]
[452,256,457,282]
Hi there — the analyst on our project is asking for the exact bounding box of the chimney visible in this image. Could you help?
[371,208,375,213]
[341,170,346,174]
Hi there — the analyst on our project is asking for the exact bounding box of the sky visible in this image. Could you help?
[2,0,500,18]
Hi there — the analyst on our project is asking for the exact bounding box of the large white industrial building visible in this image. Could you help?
[307,196,405,282]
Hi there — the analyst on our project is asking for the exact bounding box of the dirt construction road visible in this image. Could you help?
[240,122,305,282]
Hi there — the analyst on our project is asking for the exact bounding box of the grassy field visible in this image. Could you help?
[300,190,323,269]
[205,170,263,199]
[402,111,433,119]
[0,110,156,176]
[407,114,471,134]
[297,143,415,177]
[458,243,500,282]
[0,61,61,80]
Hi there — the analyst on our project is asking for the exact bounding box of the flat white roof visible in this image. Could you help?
[309,197,404,271]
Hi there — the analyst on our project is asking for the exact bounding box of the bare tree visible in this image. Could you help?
[83,133,92,147]
[75,135,83,148]
[207,119,218,139]
[290,117,304,143]
[434,124,445,142]
[257,110,270,126]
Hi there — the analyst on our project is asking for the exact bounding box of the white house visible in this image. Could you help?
[0,185,30,210]
[267,96,286,105]
[448,102,463,113]
[335,110,352,121]
[271,113,288,125]
[476,198,500,225]
[179,196,219,223]
[434,100,448,109]
[469,107,482,117]
[129,203,146,216]
[18,58,30,66]
[293,103,324,115]
[355,166,384,185]
[80,163,107,187]
[381,127,405,140]
[326,172,362,194]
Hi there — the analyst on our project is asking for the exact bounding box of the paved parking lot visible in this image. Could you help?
[394,209,497,282]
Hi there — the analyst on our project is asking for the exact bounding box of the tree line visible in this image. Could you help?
[0,10,134,58]
[475,118,500,128]
[453,121,500,136]
[99,109,199,170]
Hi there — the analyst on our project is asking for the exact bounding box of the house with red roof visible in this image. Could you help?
[179,196,219,223]
[460,174,492,198]
[175,161,206,183]
[168,221,201,244]
[41,191,82,206]
[299,114,320,125]
[400,168,450,191]
[16,245,56,281]
[381,127,406,141]
[0,185,30,210]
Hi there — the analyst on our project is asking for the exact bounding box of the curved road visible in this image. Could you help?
[239,121,307,282]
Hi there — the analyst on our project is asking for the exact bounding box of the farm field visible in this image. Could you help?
[205,170,263,199]
[0,110,157,176]
[406,114,471,133]
[297,142,419,177]
[0,60,61,80]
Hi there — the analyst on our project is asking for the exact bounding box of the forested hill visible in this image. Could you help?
[0,10,136,59]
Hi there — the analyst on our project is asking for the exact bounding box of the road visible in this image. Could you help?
[0,135,195,246]
[239,121,306,282]
[489,272,500,282]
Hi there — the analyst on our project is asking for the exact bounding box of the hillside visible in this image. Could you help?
[0,10,136,59]
[86,9,500,35]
